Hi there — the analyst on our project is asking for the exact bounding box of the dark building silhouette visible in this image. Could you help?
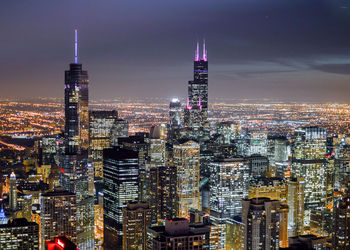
[242,197,280,250]
[0,218,39,249]
[333,196,350,249]
[103,146,139,249]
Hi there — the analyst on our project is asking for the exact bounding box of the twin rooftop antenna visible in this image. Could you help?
[195,39,207,62]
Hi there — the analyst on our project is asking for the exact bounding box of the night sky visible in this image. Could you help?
[2,0,350,102]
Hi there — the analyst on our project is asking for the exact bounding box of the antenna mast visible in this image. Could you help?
[75,29,78,63]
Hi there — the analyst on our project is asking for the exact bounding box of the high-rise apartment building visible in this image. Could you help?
[209,158,250,217]
[173,140,201,218]
[287,177,305,236]
[242,198,280,250]
[40,190,77,249]
[122,201,151,249]
[148,165,177,223]
[103,146,139,249]
[89,110,118,177]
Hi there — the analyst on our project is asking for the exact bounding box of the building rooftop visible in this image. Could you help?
[0,218,38,228]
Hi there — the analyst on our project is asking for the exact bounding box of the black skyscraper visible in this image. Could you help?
[103,146,139,249]
[64,30,89,155]
[61,30,94,249]
[184,41,209,132]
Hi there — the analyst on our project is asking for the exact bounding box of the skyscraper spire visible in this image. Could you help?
[202,39,207,61]
[195,41,200,61]
[75,29,78,64]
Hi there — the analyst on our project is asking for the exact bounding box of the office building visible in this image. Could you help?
[169,98,182,129]
[226,217,244,250]
[89,110,118,177]
[146,128,166,167]
[146,218,207,249]
[184,41,209,136]
[287,177,305,236]
[333,196,350,249]
[103,146,139,249]
[216,121,240,144]
[248,177,288,205]
[209,158,250,217]
[0,218,39,250]
[40,190,77,249]
[122,201,151,249]
[292,127,328,227]
[288,235,326,250]
[173,140,201,218]
[110,119,129,146]
[46,236,78,250]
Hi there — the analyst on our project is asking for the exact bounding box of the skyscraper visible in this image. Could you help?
[61,30,95,250]
[292,127,328,227]
[173,140,201,218]
[169,98,182,129]
[148,165,177,224]
[40,190,77,249]
[110,119,129,146]
[89,110,118,177]
[209,158,250,218]
[216,121,240,144]
[122,201,151,249]
[287,177,305,236]
[9,171,17,211]
[184,41,209,134]
[242,198,280,250]
[103,146,139,249]
[64,29,89,155]
[333,196,350,249]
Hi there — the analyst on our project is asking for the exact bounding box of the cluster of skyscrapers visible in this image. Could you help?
[0,31,350,250]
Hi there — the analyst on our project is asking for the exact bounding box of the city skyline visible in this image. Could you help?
[2,0,350,101]
[0,3,350,247]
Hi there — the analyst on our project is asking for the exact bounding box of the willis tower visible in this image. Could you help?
[184,41,209,137]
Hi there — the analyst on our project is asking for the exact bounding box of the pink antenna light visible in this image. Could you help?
[198,96,202,109]
[75,29,78,64]
[202,39,207,61]
[195,42,200,61]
